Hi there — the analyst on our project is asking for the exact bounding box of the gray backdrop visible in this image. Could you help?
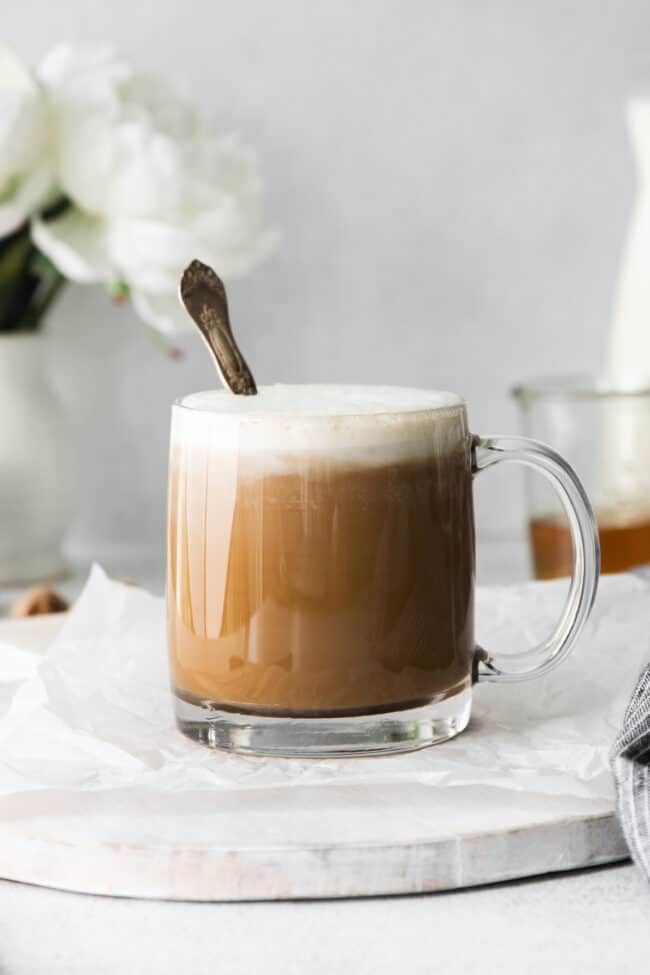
[8,1,646,572]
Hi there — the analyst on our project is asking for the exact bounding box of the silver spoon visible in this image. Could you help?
[179,259,257,395]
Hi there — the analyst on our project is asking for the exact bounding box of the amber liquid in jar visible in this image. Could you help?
[530,506,650,579]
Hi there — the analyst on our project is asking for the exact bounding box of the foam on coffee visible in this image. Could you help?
[179,384,462,416]
[173,384,466,469]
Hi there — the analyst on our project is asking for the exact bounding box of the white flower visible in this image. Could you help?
[0,47,53,236]
[32,45,275,332]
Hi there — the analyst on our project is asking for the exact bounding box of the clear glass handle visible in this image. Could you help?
[472,435,600,683]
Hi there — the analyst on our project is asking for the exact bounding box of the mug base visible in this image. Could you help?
[174,686,472,757]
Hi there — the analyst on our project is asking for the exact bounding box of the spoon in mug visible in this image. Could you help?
[179,259,257,395]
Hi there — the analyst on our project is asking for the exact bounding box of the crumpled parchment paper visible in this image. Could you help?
[0,565,647,804]
[0,567,650,864]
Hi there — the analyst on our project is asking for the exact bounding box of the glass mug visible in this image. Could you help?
[167,385,599,757]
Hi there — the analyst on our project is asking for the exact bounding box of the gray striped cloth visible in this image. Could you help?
[612,662,650,879]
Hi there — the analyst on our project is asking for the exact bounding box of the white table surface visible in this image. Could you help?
[1,540,647,973]
[0,864,646,975]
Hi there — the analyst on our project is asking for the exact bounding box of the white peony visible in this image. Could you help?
[33,45,275,332]
[0,47,53,236]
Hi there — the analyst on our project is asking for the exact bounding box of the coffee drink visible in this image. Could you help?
[530,505,650,579]
[167,385,475,717]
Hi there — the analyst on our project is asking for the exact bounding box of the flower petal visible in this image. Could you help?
[38,43,128,98]
[32,209,112,283]
[38,45,127,214]
[107,218,196,292]
[0,47,52,224]
[0,46,38,97]
[0,164,52,236]
[130,288,190,335]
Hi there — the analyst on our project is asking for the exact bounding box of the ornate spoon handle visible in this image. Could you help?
[179,259,257,395]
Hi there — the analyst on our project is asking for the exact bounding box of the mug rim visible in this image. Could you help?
[172,383,467,420]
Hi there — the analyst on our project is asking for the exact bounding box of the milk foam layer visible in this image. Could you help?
[180,385,462,416]
[172,385,468,466]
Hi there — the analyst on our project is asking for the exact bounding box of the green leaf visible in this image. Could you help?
[0,228,66,332]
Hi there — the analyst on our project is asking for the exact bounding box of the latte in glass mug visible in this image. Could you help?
[167,384,599,756]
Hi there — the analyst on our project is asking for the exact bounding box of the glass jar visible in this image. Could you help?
[513,376,650,578]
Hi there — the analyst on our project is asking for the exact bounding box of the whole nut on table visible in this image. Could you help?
[10,586,69,619]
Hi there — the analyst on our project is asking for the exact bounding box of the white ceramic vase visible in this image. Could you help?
[0,332,74,583]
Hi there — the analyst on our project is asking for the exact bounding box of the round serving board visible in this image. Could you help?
[0,616,628,902]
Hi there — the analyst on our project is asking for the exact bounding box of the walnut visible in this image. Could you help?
[10,586,69,618]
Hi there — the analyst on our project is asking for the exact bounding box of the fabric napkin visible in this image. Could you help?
[612,586,650,882]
